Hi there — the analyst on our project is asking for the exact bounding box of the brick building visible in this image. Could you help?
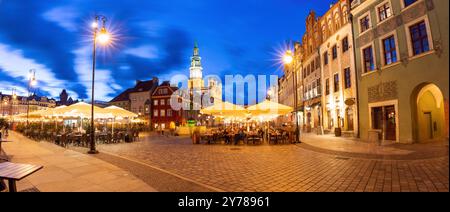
[151,81,183,130]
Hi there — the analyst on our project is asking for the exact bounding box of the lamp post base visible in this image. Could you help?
[88,150,99,154]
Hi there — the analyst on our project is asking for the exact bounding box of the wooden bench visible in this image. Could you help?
[0,162,43,192]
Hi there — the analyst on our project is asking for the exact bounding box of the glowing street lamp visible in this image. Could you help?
[283,50,294,65]
[282,50,301,144]
[88,15,110,154]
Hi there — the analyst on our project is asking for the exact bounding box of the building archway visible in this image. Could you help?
[411,83,447,142]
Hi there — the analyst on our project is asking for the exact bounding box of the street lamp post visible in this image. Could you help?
[26,69,36,126]
[88,15,110,154]
[283,50,301,144]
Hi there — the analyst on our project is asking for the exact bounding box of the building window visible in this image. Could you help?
[342,5,349,24]
[360,15,371,33]
[317,78,321,94]
[322,25,327,41]
[342,37,349,53]
[409,21,430,56]
[404,0,417,7]
[153,109,158,117]
[344,68,351,89]
[167,109,173,117]
[363,46,375,73]
[325,79,330,95]
[312,81,316,97]
[334,13,340,30]
[334,74,339,92]
[161,99,165,105]
[153,99,158,106]
[160,109,166,117]
[332,45,338,59]
[315,57,320,69]
[311,61,315,71]
[382,35,398,65]
[323,51,328,65]
[378,2,392,22]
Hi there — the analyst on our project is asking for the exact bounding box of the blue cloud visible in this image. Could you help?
[0,0,334,101]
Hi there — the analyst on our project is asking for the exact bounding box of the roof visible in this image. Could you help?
[109,78,159,103]
[133,79,158,92]
[152,82,178,97]
[109,88,133,102]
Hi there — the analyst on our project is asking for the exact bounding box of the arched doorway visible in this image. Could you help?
[412,83,447,142]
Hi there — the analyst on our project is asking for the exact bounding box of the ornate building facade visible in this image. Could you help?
[280,0,358,137]
[319,0,359,137]
[351,0,449,143]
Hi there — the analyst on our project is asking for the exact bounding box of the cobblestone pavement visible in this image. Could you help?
[97,134,449,192]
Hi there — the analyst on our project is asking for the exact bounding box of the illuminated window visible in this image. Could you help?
[342,37,349,53]
[344,68,351,89]
[378,2,392,22]
[404,0,417,7]
[332,45,338,59]
[360,15,371,33]
[382,35,398,65]
[409,21,430,56]
[334,74,339,92]
[363,46,375,73]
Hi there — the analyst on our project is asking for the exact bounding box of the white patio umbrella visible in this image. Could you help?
[103,106,138,134]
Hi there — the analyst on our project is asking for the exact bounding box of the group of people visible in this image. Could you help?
[211,126,265,145]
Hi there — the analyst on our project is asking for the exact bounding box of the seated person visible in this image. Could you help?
[223,129,231,144]
[234,128,246,145]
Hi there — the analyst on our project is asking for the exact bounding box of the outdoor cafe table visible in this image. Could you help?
[0,162,43,192]
[201,133,215,144]
[246,132,261,144]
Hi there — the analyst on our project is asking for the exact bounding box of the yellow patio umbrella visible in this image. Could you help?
[103,106,138,134]
[49,102,112,119]
[200,101,248,118]
[201,101,248,128]
[247,100,293,118]
[103,106,138,119]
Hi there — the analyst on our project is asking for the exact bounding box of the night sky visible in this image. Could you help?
[0,0,333,102]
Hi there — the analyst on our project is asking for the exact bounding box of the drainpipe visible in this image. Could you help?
[349,13,361,138]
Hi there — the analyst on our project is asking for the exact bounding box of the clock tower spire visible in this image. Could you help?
[189,41,204,89]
